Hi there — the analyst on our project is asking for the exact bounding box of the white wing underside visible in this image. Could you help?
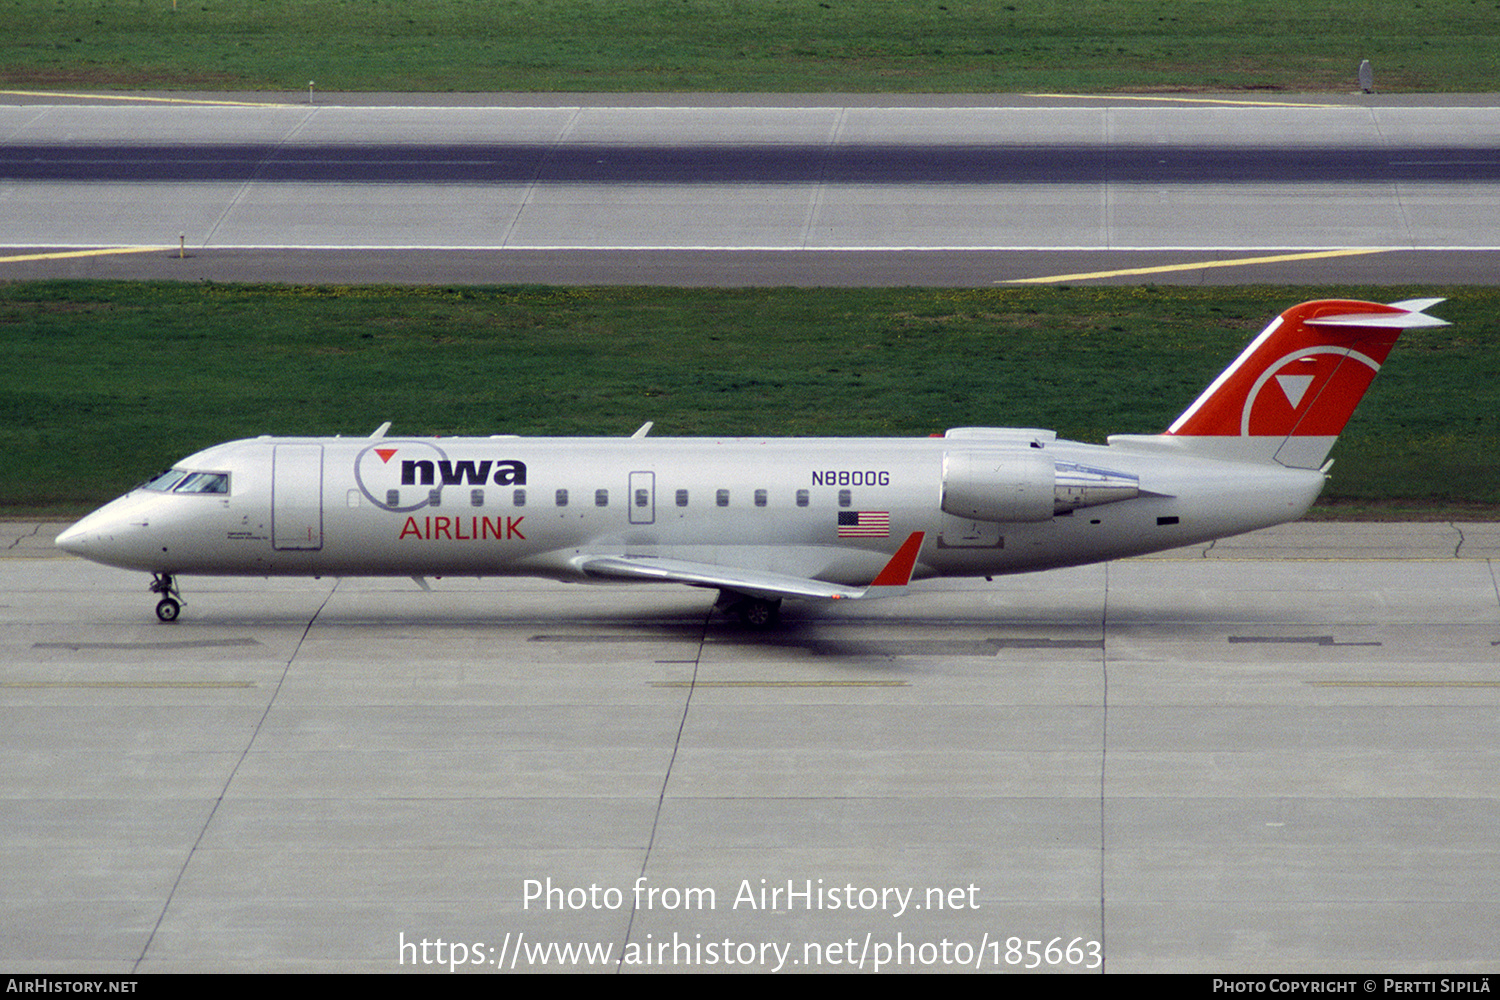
[579,555,868,600]
[576,531,928,602]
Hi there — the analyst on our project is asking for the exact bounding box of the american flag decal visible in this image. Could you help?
[837,511,891,538]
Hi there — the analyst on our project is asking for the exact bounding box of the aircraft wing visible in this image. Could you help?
[577,531,927,602]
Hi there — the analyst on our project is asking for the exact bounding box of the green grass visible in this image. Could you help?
[0,0,1496,93]
[2,282,1496,516]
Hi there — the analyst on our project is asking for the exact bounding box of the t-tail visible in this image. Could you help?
[1149,298,1447,468]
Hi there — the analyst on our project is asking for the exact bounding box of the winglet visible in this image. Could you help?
[865,531,926,590]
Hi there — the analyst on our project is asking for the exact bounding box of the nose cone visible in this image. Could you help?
[52,494,164,570]
[54,521,91,556]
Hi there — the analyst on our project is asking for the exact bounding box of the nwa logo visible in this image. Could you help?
[1240,347,1380,437]
[354,441,527,513]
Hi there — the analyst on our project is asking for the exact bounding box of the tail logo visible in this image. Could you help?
[1241,346,1382,437]
[1274,374,1314,409]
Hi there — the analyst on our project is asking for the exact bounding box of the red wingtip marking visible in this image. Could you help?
[375,448,398,463]
[869,531,926,587]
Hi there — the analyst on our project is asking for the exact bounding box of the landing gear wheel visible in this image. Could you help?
[737,597,781,628]
[714,589,783,629]
[149,572,183,622]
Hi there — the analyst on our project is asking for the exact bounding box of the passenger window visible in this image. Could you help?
[716,489,729,507]
[513,489,526,507]
[675,489,689,507]
[838,489,851,508]
[470,489,484,507]
[556,489,569,507]
[754,489,767,507]
[796,489,809,507]
[635,489,649,508]
[595,489,609,507]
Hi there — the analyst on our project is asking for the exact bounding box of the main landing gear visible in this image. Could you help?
[716,591,781,628]
[150,572,183,622]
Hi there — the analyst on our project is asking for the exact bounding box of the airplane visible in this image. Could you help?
[55,297,1446,627]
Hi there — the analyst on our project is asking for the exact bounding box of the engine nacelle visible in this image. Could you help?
[941,449,1055,522]
[941,450,1140,523]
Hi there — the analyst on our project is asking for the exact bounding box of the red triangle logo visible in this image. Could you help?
[375,448,397,464]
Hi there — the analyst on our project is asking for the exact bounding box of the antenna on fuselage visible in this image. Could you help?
[631,421,654,438]
[369,421,392,439]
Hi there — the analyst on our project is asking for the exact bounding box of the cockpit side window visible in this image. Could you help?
[173,472,231,494]
[141,468,189,492]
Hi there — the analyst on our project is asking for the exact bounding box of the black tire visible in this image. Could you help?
[739,598,780,628]
[155,597,181,622]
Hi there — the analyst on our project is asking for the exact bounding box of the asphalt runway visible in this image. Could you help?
[2,92,1498,285]
[4,522,1499,972]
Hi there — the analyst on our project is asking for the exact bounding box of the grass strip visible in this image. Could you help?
[3,281,1495,517]
[1,1,1496,94]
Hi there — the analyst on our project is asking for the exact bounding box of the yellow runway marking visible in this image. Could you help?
[0,246,172,264]
[649,680,909,688]
[1308,680,1500,689]
[1027,92,1347,109]
[1003,248,1396,284]
[0,89,290,107]
[3,680,254,689]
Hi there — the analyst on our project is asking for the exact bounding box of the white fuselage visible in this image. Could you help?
[56,298,1444,620]
[58,430,1326,588]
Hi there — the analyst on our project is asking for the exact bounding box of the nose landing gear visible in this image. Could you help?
[150,573,183,622]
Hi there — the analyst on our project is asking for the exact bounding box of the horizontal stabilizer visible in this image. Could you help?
[1306,309,1448,330]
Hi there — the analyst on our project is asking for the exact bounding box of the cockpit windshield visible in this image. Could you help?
[141,468,230,494]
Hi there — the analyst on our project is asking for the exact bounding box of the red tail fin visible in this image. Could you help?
[1163,298,1446,468]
